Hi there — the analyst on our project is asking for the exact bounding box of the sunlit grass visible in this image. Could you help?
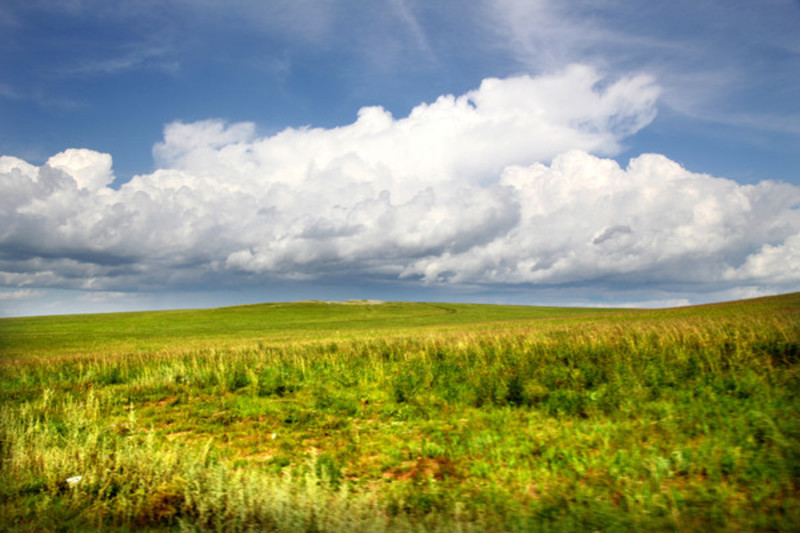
[1,294,798,531]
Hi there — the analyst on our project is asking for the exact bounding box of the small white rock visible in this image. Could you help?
[66,475,83,486]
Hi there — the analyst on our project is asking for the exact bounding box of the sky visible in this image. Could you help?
[1,0,799,317]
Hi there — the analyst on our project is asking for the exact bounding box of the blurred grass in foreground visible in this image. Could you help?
[1,294,798,531]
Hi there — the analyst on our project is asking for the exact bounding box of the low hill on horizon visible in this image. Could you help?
[1,291,798,360]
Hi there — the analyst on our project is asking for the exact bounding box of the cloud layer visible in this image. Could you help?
[1,66,798,297]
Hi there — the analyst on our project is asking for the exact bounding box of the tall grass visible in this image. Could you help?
[1,295,799,531]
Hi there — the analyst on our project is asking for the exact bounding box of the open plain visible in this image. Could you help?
[1,294,798,531]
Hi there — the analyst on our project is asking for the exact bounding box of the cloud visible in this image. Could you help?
[78,290,128,303]
[0,289,46,301]
[725,233,800,284]
[1,66,798,298]
[402,150,800,287]
[45,149,115,191]
[484,0,800,135]
[57,44,179,77]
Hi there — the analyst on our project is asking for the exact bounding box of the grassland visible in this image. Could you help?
[1,294,798,531]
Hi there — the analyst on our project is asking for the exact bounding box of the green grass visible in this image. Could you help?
[0,301,608,358]
[1,294,798,531]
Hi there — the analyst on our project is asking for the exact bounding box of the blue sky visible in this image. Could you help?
[1,0,799,316]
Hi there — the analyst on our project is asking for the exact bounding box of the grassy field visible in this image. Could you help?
[1,295,798,531]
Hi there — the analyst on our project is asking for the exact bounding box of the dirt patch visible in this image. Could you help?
[165,430,192,440]
[238,451,274,462]
[383,456,461,482]
[157,396,177,407]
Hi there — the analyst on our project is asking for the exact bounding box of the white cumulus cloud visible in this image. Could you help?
[402,150,800,287]
[1,66,798,298]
